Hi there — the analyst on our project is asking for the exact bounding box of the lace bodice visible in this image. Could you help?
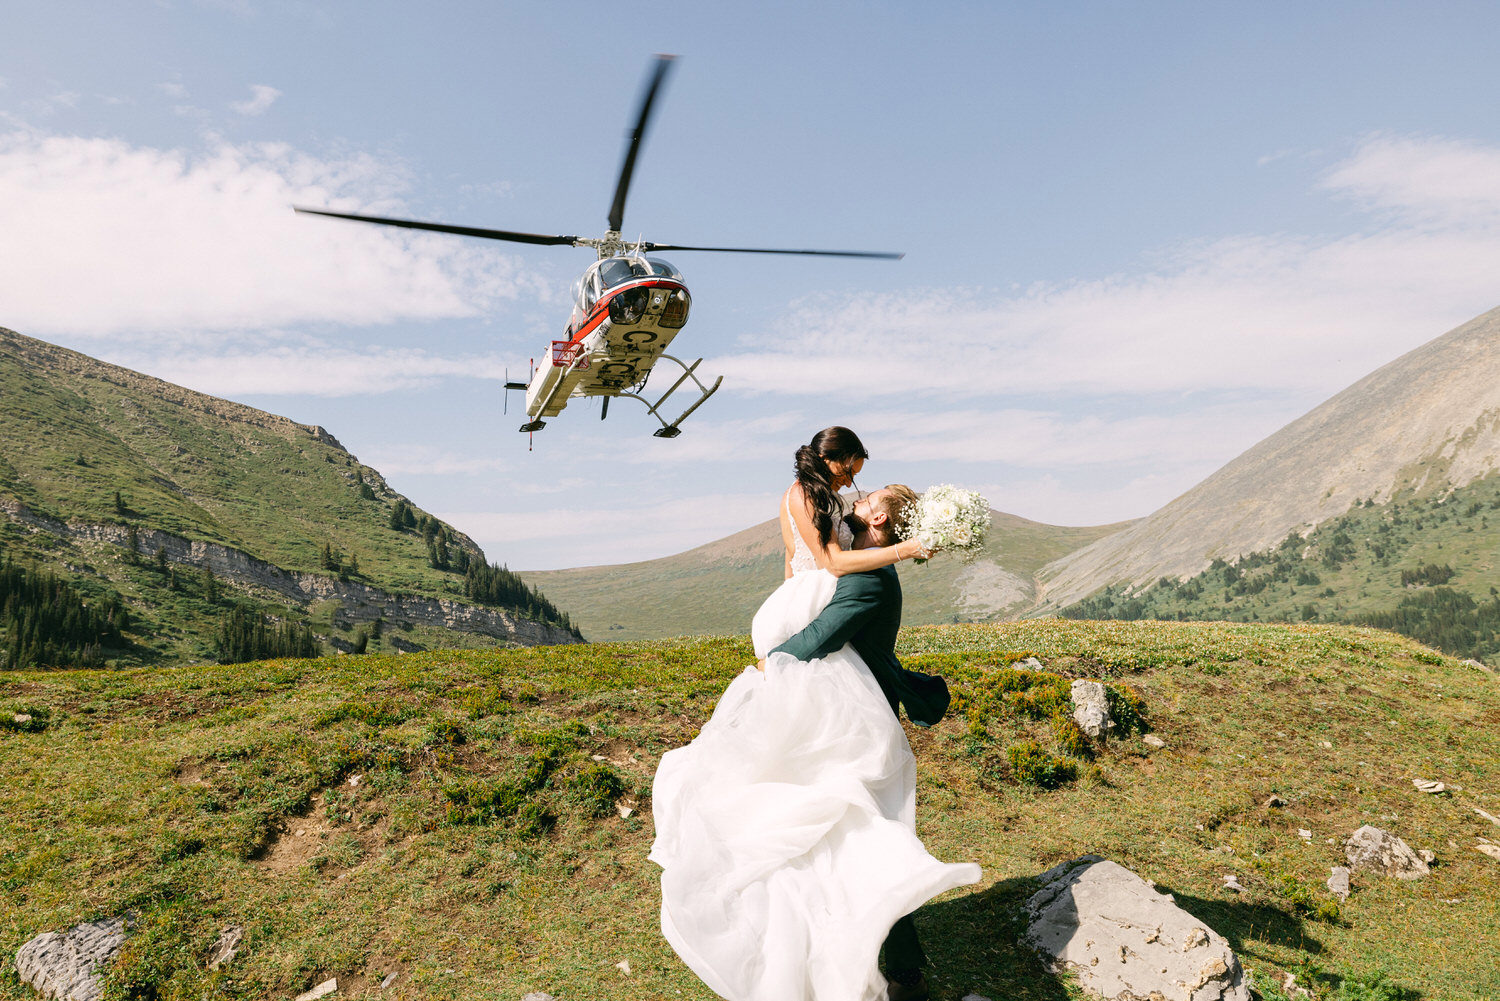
[786,490,854,575]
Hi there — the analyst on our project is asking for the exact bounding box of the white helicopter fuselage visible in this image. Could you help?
[525,256,691,419]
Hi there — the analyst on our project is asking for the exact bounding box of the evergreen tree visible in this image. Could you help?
[0,559,125,668]
[113,490,126,515]
[155,547,169,573]
[213,605,319,664]
[200,566,220,603]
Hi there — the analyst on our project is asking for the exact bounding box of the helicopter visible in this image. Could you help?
[295,56,900,438]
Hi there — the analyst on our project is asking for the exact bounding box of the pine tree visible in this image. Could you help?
[155,547,169,573]
[114,491,126,516]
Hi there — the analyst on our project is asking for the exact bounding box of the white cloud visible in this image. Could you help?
[0,131,537,337]
[231,84,281,116]
[841,402,1289,470]
[441,491,780,570]
[157,81,188,99]
[1322,133,1500,225]
[712,134,1500,404]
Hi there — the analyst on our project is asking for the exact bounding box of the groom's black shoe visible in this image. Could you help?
[885,969,929,1001]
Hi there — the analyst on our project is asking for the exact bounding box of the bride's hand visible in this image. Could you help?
[755,658,766,672]
[896,538,932,561]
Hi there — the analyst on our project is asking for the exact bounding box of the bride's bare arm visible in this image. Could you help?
[787,484,923,577]
[779,492,796,579]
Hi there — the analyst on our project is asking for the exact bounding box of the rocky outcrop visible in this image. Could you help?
[1023,856,1248,1001]
[0,500,579,648]
[1070,680,1113,740]
[15,916,129,1001]
[1344,825,1430,880]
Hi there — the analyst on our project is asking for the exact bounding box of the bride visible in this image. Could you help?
[650,427,981,1001]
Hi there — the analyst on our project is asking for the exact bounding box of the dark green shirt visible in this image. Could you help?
[769,565,950,727]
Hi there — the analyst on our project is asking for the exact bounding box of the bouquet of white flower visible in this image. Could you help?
[899,484,990,561]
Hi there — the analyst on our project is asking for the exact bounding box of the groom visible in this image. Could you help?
[759,484,948,1001]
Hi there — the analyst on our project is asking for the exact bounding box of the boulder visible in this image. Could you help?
[15,916,129,1001]
[206,926,242,971]
[1343,825,1430,879]
[1070,680,1113,740]
[1023,856,1249,1001]
[1326,866,1351,901]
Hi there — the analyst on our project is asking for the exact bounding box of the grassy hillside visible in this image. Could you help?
[2,621,1497,1000]
[520,512,1126,641]
[0,328,576,662]
[1064,472,1500,662]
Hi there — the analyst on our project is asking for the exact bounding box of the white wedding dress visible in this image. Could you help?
[649,499,981,1001]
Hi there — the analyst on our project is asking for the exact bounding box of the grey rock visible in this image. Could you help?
[521,994,557,1001]
[207,925,242,971]
[1326,866,1351,901]
[1070,680,1113,740]
[379,973,397,989]
[1143,734,1166,748]
[1023,855,1249,1001]
[294,978,337,1001]
[1344,825,1430,879]
[1463,658,1494,674]
[15,916,129,1001]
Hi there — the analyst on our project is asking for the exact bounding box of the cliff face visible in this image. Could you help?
[0,327,580,657]
[1035,305,1500,611]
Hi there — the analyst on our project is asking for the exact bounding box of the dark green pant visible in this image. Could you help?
[881,912,927,972]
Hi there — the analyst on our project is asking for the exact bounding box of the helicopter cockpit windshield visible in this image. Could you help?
[577,257,683,313]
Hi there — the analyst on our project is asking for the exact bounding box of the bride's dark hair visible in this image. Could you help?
[795,426,868,547]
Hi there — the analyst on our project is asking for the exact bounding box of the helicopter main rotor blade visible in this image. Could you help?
[293,207,581,247]
[607,54,676,235]
[642,242,904,260]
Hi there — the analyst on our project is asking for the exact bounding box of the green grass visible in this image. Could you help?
[1,621,1498,1000]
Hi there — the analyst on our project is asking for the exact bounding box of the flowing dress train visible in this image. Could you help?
[649,501,980,1001]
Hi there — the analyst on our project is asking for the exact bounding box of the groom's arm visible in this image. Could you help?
[768,572,884,662]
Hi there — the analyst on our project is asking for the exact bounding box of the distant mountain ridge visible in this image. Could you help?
[1034,305,1500,611]
[0,326,578,662]
[520,509,1126,641]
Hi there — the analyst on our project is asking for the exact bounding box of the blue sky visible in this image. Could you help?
[7,2,1500,569]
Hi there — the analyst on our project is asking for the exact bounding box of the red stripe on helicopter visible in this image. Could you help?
[567,278,687,344]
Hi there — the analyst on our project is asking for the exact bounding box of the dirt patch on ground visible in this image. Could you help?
[254,787,388,876]
[174,760,212,786]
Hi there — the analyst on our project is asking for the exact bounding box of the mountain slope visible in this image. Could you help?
[1037,305,1500,611]
[0,327,578,661]
[520,510,1126,641]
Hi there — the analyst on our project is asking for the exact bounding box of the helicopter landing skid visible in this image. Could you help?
[518,419,546,433]
[617,353,722,438]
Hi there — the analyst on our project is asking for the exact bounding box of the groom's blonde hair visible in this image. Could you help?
[872,484,919,546]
